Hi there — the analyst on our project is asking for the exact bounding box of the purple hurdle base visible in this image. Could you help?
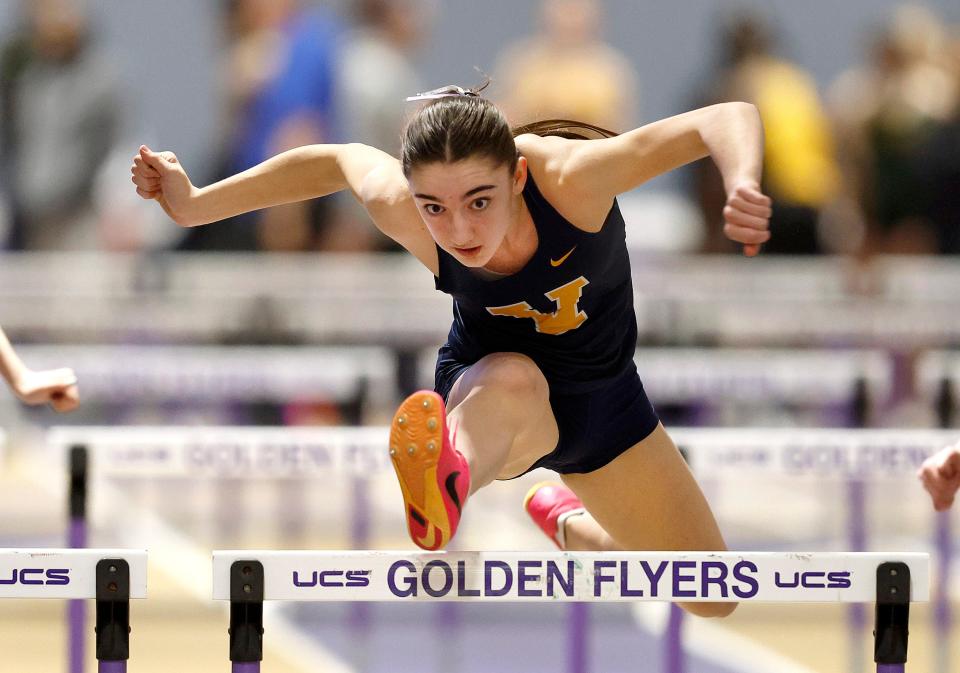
[232,663,260,673]
[877,665,905,673]
[99,662,127,673]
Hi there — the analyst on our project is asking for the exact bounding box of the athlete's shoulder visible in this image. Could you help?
[515,134,612,232]
[515,134,584,195]
[515,134,581,169]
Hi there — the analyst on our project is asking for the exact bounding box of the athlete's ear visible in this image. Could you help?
[512,155,528,195]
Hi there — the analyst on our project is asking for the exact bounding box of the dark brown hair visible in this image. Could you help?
[400,89,618,176]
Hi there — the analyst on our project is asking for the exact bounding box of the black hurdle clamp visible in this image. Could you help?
[230,560,265,664]
[874,561,911,667]
[96,559,131,663]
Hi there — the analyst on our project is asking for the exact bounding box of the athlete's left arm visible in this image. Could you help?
[563,102,772,255]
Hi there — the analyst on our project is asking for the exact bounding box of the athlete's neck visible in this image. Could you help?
[482,192,537,275]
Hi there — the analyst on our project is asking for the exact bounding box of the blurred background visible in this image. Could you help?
[0,0,959,672]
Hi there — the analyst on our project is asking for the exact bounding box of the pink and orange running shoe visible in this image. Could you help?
[389,391,470,551]
[523,482,586,550]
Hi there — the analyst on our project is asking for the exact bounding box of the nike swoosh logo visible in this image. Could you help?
[445,471,463,514]
[550,247,576,267]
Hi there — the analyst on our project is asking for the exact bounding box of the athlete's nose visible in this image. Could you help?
[449,214,475,246]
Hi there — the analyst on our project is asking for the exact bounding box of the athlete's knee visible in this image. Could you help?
[475,352,548,401]
[681,601,737,619]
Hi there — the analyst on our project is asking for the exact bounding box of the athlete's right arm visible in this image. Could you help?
[131,143,438,269]
[132,143,392,227]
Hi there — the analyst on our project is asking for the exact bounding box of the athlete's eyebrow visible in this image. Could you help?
[413,185,497,202]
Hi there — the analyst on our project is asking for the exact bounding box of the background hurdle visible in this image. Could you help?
[50,425,956,673]
[17,344,397,425]
[0,549,146,673]
[418,347,893,422]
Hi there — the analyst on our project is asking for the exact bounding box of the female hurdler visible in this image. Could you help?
[131,86,771,617]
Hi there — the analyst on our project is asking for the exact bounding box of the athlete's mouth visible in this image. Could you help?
[453,245,482,256]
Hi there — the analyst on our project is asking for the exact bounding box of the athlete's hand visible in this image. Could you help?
[131,145,197,226]
[723,181,772,257]
[13,367,80,413]
[918,443,960,512]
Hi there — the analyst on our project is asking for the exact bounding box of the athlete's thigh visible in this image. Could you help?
[561,423,727,552]
[446,352,559,478]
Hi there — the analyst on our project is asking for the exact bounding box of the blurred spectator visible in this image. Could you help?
[328,0,428,252]
[695,10,841,255]
[0,0,124,250]
[492,0,639,132]
[339,0,426,156]
[829,5,959,255]
[180,0,342,252]
[916,26,960,254]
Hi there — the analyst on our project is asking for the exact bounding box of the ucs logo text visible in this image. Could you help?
[292,570,372,588]
[0,569,70,586]
[774,571,852,589]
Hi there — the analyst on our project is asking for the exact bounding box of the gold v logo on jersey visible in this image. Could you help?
[550,246,577,267]
[486,277,589,335]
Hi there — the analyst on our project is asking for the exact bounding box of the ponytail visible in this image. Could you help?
[511,119,619,140]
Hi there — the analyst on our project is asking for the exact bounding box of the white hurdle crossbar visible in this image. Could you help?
[213,551,928,673]
[0,549,146,673]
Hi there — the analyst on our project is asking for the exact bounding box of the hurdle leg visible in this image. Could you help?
[934,513,953,673]
[848,478,868,673]
[95,560,131,673]
[566,602,589,673]
[665,603,685,673]
[69,446,89,673]
[664,445,692,673]
[229,561,264,673]
[347,475,373,672]
[935,376,954,673]
[874,562,911,673]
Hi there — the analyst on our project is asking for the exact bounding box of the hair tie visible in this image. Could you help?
[405,84,482,102]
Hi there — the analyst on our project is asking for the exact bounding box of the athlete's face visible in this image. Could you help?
[407,156,527,268]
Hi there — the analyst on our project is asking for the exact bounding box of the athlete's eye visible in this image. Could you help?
[424,203,445,215]
[470,198,490,211]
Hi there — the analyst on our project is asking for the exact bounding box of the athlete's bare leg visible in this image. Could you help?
[560,424,735,618]
[445,352,559,492]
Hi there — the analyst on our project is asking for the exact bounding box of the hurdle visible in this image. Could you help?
[52,426,390,673]
[213,550,928,673]
[418,348,892,418]
[0,549,146,673]
[17,344,397,422]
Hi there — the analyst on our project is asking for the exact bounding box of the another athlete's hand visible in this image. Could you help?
[918,443,960,512]
[13,367,80,413]
[723,181,772,257]
[131,145,197,226]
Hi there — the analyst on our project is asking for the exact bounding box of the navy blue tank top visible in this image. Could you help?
[434,169,637,394]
